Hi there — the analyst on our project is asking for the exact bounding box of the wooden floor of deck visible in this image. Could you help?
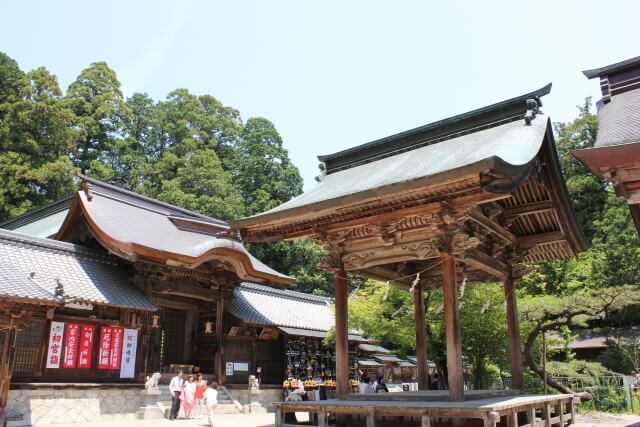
[277,393,578,427]
[349,389,519,402]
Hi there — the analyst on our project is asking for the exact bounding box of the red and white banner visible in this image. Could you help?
[78,324,95,369]
[45,321,65,369]
[62,323,80,368]
[98,326,113,370]
[109,327,124,370]
[119,329,138,378]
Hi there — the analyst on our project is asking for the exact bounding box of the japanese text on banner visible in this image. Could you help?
[62,323,80,368]
[98,326,113,370]
[110,327,124,370]
[78,324,95,369]
[46,321,65,369]
[119,329,138,378]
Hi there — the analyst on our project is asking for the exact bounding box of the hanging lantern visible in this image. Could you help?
[204,320,213,334]
[151,314,159,329]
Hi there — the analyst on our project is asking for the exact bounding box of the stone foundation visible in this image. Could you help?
[225,387,283,412]
[6,386,145,426]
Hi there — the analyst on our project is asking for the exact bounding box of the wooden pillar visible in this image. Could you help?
[335,263,350,400]
[504,273,524,392]
[214,298,225,384]
[413,282,429,390]
[441,250,464,401]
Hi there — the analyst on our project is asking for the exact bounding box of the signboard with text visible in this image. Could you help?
[45,321,65,369]
[119,329,138,378]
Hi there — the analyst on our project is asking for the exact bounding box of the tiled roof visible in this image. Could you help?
[594,89,640,148]
[59,176,292,285]
[358,343,391,354]
[0,229,156,311]
[0,261,58,305]
[229,282,334,331]
[236,116,548,224]
[373,354,404,363]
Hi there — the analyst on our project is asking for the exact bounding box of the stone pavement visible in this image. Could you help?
[36,411,640,427]
[49,413,278,427]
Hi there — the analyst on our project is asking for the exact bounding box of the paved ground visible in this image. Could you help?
[574,412,640,427]
[48,411,640,427]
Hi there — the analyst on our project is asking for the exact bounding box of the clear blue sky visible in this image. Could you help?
[2,0,639,189]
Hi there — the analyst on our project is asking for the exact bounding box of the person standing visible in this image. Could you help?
[203,382,219,427]
[181,375,196,419]
[194,373,207,419]
[169,370,184,420]
[373,375,388,393]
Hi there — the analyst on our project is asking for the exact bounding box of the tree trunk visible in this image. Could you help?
[524,324,591,401]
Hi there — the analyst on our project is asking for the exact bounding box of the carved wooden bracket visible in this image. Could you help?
[341,236,442,271]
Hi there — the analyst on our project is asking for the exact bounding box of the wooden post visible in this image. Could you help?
[527,406,537,427]
[319,409,328,427]
[421,411,432,427]
[504,273,524,392]
[214,298,225,385]
[275,405,284,427]
[366,409,375,427]
[556,402,564,426]
[568,397,576,425]
[414,282,429,390]
[543,403,551,427]
[335,263,350,400]
[441,250,464,401]
[506,412,518,427]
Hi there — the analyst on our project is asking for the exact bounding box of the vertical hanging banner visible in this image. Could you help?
[119,329,138,378]
[62,323,80,368]
[46,321,65,369]
[109,327,124,370]
[78,324,95,369]
[98,326,113,370]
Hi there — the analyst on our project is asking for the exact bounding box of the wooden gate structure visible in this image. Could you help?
[231,84,587,425]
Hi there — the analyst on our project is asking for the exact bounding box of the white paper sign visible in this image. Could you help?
[46,321,65,369]
[234,362,249,372]
[226,362,234,376]
[119,328,138,378]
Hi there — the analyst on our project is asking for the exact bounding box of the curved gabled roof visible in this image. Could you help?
[57,176,293,285]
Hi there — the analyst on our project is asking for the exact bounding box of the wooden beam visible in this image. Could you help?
[466,206,518,245]
[460,249,509,279]
[441,250,464,401]
[504,273,524,392]
[335,263,350,400]
[503,200,554,217]
[414,282,429,390]
[215,299,224,384]
[519,231,564,249]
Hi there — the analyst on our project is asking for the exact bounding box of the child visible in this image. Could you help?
[203,382,219,427]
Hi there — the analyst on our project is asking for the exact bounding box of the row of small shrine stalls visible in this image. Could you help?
[0,176,428,423]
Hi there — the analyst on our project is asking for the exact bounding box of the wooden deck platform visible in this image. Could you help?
[276,393,578,427]
[349,389,519,402]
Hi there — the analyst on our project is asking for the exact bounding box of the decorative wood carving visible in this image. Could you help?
[341,237,441,271]
[450,232,481,253]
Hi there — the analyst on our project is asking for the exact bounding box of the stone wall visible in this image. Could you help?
[6,386,144,426]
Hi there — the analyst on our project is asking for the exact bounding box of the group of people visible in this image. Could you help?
[169,370,219,426]
[358,374,389,394]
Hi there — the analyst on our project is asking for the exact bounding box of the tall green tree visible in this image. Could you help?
[0,52,24,105]
[0,64,77,221]
[65,61,130,178]
[233,117,303,215]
